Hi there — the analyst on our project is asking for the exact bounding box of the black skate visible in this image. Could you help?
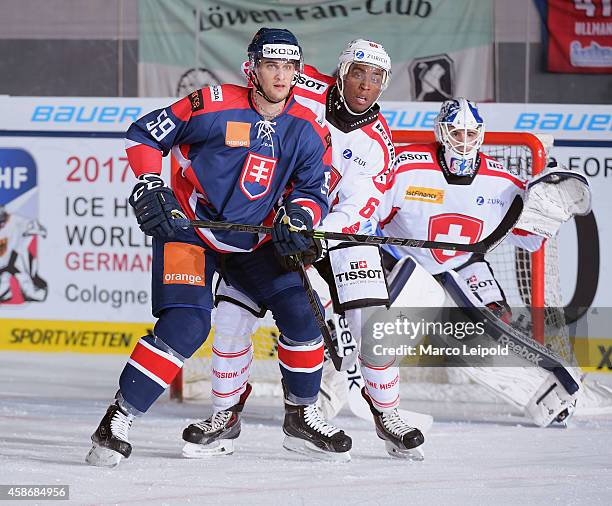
[182,383,252,458]
[85,402,134,468]
[282,380,352,462]
[361,388,425,461]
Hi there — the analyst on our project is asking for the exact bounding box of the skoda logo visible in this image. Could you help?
[476,196,485,205]
[342,149,352,159]
[355,51,364,59]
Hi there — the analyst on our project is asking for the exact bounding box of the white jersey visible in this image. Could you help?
[374,143,543,275]
[294,65,394,234]
[0,214,47,302]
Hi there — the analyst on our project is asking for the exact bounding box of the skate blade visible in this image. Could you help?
[384,441,425,461]
[182,439,234,458]
[282,436,350,463]
[85,444,123,468]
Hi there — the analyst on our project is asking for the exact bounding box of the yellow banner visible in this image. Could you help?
[0,318,280,360]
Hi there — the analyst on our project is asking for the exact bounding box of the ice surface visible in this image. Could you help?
[1,352,611,505]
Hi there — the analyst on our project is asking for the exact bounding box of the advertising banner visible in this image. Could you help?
[1,96,610,356]
[547,0,612,73]
[138,0,494,101]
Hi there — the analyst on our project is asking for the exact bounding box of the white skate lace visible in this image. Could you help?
[303,404,340,437]
[110,409,134,443]
[193,411,232,432]
[381,409,414,437]
[255,120,276,158]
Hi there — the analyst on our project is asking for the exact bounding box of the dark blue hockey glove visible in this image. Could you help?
[272,202,314,257]
[128,174,188,239]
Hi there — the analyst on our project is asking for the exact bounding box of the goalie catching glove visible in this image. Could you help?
[129,174,188,239]
[515,161,592,239]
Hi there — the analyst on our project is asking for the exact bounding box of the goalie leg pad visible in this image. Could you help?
[525,371,580,427]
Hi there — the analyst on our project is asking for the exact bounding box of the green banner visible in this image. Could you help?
[139,0,494,101]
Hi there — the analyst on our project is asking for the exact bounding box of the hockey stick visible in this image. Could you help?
[185,194,523,254]
[296,259,355,372]
[441,272,580,395]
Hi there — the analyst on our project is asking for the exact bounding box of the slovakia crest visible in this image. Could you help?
[428,214,483,264]
[240,152,278,201]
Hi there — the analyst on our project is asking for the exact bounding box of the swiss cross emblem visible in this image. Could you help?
[358,260,368,268]
[240,152,278,201]
[428,214,483,264]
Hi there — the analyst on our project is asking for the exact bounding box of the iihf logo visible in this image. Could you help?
[350,260,368,269]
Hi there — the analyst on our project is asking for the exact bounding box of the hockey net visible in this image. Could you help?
[171,130,564,402]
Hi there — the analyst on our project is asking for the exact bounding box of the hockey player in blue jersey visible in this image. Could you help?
[86,28,352,467]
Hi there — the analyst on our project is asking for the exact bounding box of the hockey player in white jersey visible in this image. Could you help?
[181,39,425,461]
[0,206,48,304]
[367,97,592,427]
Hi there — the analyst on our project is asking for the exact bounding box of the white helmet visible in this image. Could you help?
[337,39,391,115]
[434,98,485,176]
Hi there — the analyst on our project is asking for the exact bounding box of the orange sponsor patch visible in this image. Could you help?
[163,242,206,286]
[225,121,251,148]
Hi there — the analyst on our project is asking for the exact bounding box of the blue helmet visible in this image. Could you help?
[247,28,303,73]
[434,98,485,176]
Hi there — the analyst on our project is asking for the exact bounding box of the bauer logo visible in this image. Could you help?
[405,186,444,204]
[163,243,205,287]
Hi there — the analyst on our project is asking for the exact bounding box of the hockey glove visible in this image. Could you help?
[276,237,327,272]
[272,203,314,258]
[129,174,188,239]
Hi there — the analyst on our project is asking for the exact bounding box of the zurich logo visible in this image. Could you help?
[355,51,364,59]
[476,196,485,205]
[342,149,353,159]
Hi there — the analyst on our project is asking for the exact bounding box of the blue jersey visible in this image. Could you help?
[125,84,332,253]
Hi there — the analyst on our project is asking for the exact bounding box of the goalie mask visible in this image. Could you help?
[435,98,485,176]
[247,27,303,104]
[337,39,391,115]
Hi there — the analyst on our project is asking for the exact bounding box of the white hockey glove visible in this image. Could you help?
[515,161,592,239]
[524,367,582,427]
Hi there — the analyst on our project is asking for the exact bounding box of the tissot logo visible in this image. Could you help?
[349,260,368,270]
